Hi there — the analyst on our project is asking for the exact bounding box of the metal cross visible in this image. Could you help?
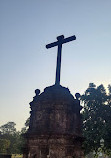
[46,35,76,85]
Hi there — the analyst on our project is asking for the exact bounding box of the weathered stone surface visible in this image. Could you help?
[23,85,84,158]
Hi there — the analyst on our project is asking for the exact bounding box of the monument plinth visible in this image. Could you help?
[23,35,84,158]
[23,85,84,158]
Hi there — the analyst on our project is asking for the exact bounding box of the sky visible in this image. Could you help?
[0,0,111,130]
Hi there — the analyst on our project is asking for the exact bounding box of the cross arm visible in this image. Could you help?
[46,41,60,49]
[46,35,76,49]
[62,35,76,44]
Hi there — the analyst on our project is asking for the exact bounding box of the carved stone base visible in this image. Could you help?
[23,134,84,158]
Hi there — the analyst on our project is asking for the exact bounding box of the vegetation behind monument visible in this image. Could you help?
[0,83,111,156]
[81,83,111,156]
[0,122,24,154]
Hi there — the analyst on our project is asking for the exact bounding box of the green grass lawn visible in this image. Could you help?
[11,154,23,158]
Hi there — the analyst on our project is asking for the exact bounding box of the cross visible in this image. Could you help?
[46,35,76,85]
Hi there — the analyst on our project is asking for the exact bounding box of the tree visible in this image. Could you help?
[0,139,10,154]
[0,122,23,154]
[81,83,111,156]
[7,131,24,154]
[0,122,16,135]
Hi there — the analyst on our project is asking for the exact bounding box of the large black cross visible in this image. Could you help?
[46,35,76,85]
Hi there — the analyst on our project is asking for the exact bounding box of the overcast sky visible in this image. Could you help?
[0,0,111,130]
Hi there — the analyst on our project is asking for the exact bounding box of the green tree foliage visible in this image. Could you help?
[0,118,30,154]
[0,122,16,135]
[0,139,10,153]
[0,122,24,154]
[81,83,111,156]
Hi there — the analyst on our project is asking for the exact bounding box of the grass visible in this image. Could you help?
[11,154,23,158]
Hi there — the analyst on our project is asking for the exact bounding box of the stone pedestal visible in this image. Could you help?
[23,85,84,158]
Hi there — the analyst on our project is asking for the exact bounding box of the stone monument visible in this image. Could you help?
[23,35,84,158]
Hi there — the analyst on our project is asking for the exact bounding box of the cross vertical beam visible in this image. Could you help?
[46,35,76,85]
[56,43,62,85]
